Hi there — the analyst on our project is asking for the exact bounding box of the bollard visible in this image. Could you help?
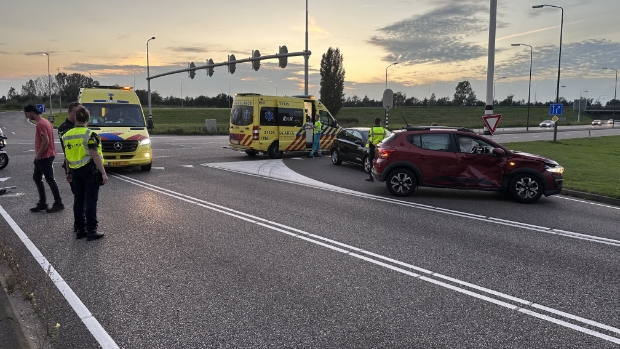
[205,119,216,132]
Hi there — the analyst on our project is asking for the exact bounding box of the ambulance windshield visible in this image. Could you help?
[83,103,146,127]
[230,105,253,126]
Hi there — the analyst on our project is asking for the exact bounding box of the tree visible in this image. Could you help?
[393,92,406,107]
[429,93,437,106]
[319,47,345,116]
[453,81,477,106]
[7,87,18,100]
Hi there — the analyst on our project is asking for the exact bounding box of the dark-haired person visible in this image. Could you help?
[24,104,64,213]
[365,117,388,182]
[63,106,108,241]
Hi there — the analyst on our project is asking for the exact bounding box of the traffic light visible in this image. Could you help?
[207,59,214,77]
[252,50,261,71]
[228,54,236,74]
[188,62,196,79]
[278,45,288,68]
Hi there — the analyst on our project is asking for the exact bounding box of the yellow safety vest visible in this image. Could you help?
[314,120,322,135]
[62,127,103,169]
[367,126,387,147]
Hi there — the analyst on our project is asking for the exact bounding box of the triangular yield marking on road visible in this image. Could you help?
[0,177,10,182]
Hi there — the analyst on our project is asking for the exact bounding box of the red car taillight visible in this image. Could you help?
[378,149,395,159]
[252,126,259,140]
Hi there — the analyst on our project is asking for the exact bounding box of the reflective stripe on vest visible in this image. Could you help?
[63,128,98,169]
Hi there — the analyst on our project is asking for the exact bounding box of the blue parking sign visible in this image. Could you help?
[36,104,46,113]
[549,103,562,115]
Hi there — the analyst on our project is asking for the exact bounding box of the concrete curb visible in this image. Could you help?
[560,189,620,207]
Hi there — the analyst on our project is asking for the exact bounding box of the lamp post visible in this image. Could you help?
[180,80,183,108]
[146,36,155,129]
[603,68,617,127]
[597,95,606,106]
[42,53,53,117]
[578,90,588,123]
[57,68,62,113]
[428,84,431,108]
[533,4,563,141]
[511,43,533,130]
[133,77,135,90]
[493,76,506,103]
[385,62,399,89]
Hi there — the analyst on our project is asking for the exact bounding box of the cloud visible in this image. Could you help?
[367,4,492,65]
[167,46,211,54]
[496,39,620,80]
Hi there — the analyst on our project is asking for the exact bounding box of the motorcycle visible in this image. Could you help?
[0,128,8,170]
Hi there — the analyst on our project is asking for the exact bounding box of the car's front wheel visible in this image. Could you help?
[331,149,342,165]
[386,169,416,197]
[509,174,543,203]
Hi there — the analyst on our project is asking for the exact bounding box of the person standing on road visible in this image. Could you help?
[24,104,64,213]
[307,116,322,158]
[58,102,80,193]
[63,106,107,241]
[365,117,388,182]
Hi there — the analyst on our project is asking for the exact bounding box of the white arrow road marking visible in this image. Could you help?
[151,167,165,170]
[0,177,10,182]
[180,165,194,168]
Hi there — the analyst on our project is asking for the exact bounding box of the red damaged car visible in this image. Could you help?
[371,126,564,203]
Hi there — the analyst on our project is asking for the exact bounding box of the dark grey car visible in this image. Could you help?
[330,127,372,173]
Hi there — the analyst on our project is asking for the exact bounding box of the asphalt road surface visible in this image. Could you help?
[1,111,619,348]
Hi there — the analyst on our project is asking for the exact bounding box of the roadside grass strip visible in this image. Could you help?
[112,173,620,345]
[0,205,120,349]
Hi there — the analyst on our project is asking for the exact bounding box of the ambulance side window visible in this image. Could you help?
[260,107,277,126]
[279,108,304,127]
[319,110,336,127]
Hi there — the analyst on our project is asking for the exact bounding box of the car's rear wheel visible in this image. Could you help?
[331,149,342,165]
[386,169,416,197]
[0,153,7,170]
[363,155,372,173]
[509,174,543,203]
[245,150,258,156]
[267,141,282,159]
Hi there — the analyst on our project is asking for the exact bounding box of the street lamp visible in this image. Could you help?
[533,4,563,141]
[385,62,399,89]
[578,90,588,123]
[603,67,617,127]
[493,76,506,103]
[57,68,62,113]
[597,95,606,106]
[146,36,155,129]
[511,43,533,130]
[42,53,53,117]
[180,80,183,108]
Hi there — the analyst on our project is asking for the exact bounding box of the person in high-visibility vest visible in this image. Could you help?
[62,106,108,241]
[365,117,388,182]
[307,117,323,158]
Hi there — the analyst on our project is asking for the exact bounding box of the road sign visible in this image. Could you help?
[482,114,502,135]
[382,89,393,110]
[36,104,45,113]
[552,115,559,122]
[549,103,563,115]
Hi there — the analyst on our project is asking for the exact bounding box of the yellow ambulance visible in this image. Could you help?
[78,86,153,171]
[229,93,341,158]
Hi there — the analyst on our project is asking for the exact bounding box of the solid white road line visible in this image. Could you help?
[113,173,620,345]
[0,206,119,349]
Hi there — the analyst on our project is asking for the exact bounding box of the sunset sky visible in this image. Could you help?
[1,0,619,107]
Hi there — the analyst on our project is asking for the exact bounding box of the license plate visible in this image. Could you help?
[230,139,240,145]
[107,161,129,166]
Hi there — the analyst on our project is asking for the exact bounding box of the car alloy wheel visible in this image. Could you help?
[331,149,342,165]
[510,174,543,204]
[387,169,416,197]
[363,155,371,173]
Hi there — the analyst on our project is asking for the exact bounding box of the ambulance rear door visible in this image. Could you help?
[229,97,256,149]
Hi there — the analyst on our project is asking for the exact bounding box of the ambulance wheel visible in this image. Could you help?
[245,150,258,156]
[267,142,282,159]
[0,153,7,170]
[331,149,342,165]
[140,162,152,171]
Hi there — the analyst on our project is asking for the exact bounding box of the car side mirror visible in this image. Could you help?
[492,148,506,157]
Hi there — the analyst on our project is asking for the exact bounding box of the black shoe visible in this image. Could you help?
[76,229,87,239]
[365,177,374,182]
[46,203,65,213]
[87,231,104,241]
[30,203,48,212]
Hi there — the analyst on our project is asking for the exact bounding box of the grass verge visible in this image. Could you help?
[504,136,620,199]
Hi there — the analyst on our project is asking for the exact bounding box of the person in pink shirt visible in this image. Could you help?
[24,105,64,213]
